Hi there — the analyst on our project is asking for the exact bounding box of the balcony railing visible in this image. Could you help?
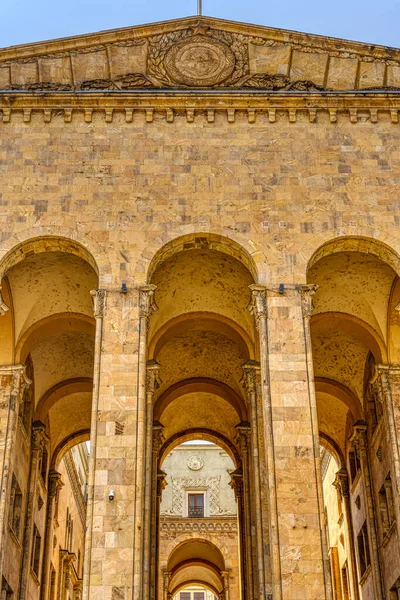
[188,506,204,518]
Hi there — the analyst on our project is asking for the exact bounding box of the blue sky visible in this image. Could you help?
[1,0,399,49]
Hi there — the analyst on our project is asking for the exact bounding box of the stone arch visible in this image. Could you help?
[149,312,254,361]
[154,378,247,423]
[35,377,93,423]
[158,428,241,469]
[51,429,90,469]
[138,231,261,284]
[319,432,345,468]
[16,314,95,364]
[311,312,387,364]
[0,234,100,279]
[306,234,400,278]
[166,537,228,570]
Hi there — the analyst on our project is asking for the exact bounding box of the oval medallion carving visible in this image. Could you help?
[165,35,235,87]
[187,454,204,471]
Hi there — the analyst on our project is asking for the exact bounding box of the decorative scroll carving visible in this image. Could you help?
[333,469,350,499]
[228,468,244,501]
[301,284,319,320]
[248,284,267,328]
[146,359,161,393]
[152,422,165,452]
[241,361,260,397]
[139,284,157,320]
[349,420,368,453]
[162,476,235,517]
[90,289,106,319]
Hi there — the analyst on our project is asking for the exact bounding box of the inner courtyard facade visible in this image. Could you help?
[1,13,400,600]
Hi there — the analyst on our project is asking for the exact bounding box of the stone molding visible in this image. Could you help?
[159,516,238,535]
[2,96,400,125]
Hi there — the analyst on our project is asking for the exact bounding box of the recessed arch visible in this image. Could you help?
[149,312,255,361]
[306,235,400,278]
[35,377,93,423]
[319,432,345,469]
[16,313,95,364]
[314,377,363,422]
[51,428,90,469]
[311,312,387,364]
[154,378,247,423]
[159,428,241,469]
[146,232,258,283]
[0,235,99,279]
[167,538,226,573]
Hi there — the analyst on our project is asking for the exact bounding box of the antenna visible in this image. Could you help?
[197,0,202,16]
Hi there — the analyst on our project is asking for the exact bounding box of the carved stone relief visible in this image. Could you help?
[161,476,235,517]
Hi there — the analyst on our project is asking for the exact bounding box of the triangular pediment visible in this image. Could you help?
[1,16,399,92]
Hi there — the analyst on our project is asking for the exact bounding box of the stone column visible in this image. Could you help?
[249,283,330,600]
[82,289,105,600]
[0,365,31,578]
[349,421,384,599]
[375,365,400,541]
[162,570,170,600]
[221,571,230,600]
[233,423,254,600]
[18,421,48,600]
[150,423,164,600]
[332,469,360,600]
[240,362,268,599]
[143,361,161,600]
[133,286,157,600]
[85,285,151,600]
[40,470,63,600]
[301,284,333,599]
[157,471,167,600]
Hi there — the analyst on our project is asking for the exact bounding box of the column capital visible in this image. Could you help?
[139,284,157,319]
[348,420,368,451]
[234,421,251,451]
[90,289,106,318]
[0,285,10,316]
[48,470,64,498]
[333,468,350,499]
[31,420,48,450]
[146,359,162,393]
[248,284,267,326]
[152,421,165,453]
[228,468,244,501]
[300,284,319,320]
[157,469,167,498]
[241,360,260,396]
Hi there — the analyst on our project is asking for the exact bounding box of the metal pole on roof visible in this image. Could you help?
[197,0,202,15]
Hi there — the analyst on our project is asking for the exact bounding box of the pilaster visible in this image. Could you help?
[249,283,330,600]
[349,421,384,598]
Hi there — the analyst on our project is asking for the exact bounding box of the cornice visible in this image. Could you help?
[1,91,400,124]
[1,16,399,62]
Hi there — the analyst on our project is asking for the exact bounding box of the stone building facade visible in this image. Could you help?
[0,13,400,600]
[159,443,238,598]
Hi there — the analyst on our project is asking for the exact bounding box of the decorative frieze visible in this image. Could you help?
[1,102,400,125]
[159,517,238,535]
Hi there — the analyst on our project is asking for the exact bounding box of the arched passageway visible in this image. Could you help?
[0,237,98,600]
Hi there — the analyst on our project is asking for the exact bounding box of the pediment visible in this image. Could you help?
[1,16,400,92]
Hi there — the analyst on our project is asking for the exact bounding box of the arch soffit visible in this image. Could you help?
[0,235,100,280]
[306,235,400,278]
[51,428,90,469]
[319,431,345,468]
[149,312,254,361]
[16,313,96,364]
[314,376,363,421]
[159,428,241,468]
[171,559,223,578]
[145,232,258,284]
[154,378,247,422]
[310,311,387,364]
[167,537,226,572]
[35,377,93,422]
